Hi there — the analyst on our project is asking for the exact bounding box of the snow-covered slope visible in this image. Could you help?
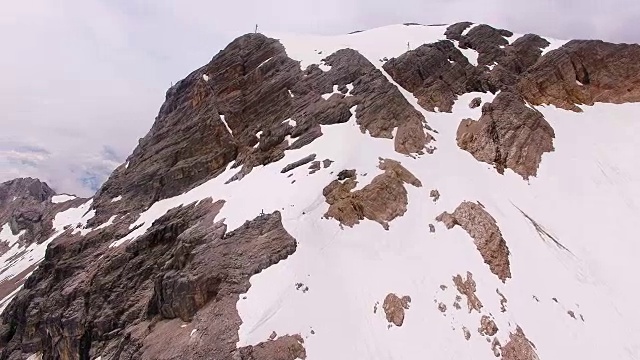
[97,24,638,359]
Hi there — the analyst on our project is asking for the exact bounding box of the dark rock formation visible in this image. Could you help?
[382,293,411,327]
[501,326,539,360]
[91,34,434,229]
[456,91,555,179]
[469,97,482,108]
[458,24,513,67]
[323,159,421,230]
[452,272,483,313]
[281,154,317,173]
[383,40,484,112]
[519,40,640,111]
[437,202,511,282]
[0,178,87,303]
[0,200,297,359]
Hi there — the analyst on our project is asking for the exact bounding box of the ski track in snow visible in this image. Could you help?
[30,24,637,359]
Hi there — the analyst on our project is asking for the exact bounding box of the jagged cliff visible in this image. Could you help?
[1,22,640,360]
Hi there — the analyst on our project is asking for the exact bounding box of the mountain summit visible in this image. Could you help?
[1,22,640,359]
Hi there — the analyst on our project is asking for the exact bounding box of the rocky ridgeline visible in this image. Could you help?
[0,178,88,304]
[0,21,639,360]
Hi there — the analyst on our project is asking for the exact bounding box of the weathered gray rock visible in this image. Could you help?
[437,202,511,282]
[456,91,555,179]
[383,40,484,112]
[519,40,640,111]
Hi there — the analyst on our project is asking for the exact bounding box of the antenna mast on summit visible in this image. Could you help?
[255,24,258,33]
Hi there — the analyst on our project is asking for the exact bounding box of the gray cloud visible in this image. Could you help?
[1,0,639,195]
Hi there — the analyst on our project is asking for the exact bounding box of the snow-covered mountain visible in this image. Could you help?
[1,22,640,360]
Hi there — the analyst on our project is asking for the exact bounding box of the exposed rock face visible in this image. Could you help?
[382,293,411,327]
[0,204,298,359]
[497,289,508,312]
[437,202,512,282]
[0,178,88,302]
[91,35,434,228]
[281,154,317,173]
[519,40,640,111]
[489,34,550,89]
[501,326,539,360]
[456,91,555,179]
[2,21,640,360]
[429,189,440,202]
[0,178,84,247]
[457,24,513,67]
[452,272,483,313]
[236,335,306,360]
[462,327,471,340]
[323,159,421,229]
[383,40,483,112]
[478,315,499,336]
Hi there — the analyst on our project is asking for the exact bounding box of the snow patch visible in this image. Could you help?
[0,223,25,247]
[202,74,210,82]
[320,83,354,100]
[51,194,76,203]
[111,195,123,202]
[258,57,273,68]
[461,23,478,37]
[267,24,448,71]
[0,200,93,285]
[25,353,42,360]
[452,40,479,66]
[541,37,569,56]
[282,118,297,127]
[219,114,233,135]
[94,215,117,231]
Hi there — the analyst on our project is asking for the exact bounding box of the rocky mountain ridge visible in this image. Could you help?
[1,21,640,359]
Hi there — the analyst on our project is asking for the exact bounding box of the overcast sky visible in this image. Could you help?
[2,0,639,196]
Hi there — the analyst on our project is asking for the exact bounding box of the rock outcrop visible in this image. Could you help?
[0,178,85,247]
[452,272,483,313]
[0,202,298,359]
[501,326,539,360]
[519,40,640,111]
[382,293,411,327]
[383,40,483,112]
[323,159,421,229]
[437,202,512,282]
[456,91,555,179]
[90,35,433,229]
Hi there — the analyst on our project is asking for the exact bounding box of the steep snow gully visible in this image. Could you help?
[2,23,640,360]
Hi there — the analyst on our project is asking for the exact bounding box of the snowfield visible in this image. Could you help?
[101,24,640,359]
